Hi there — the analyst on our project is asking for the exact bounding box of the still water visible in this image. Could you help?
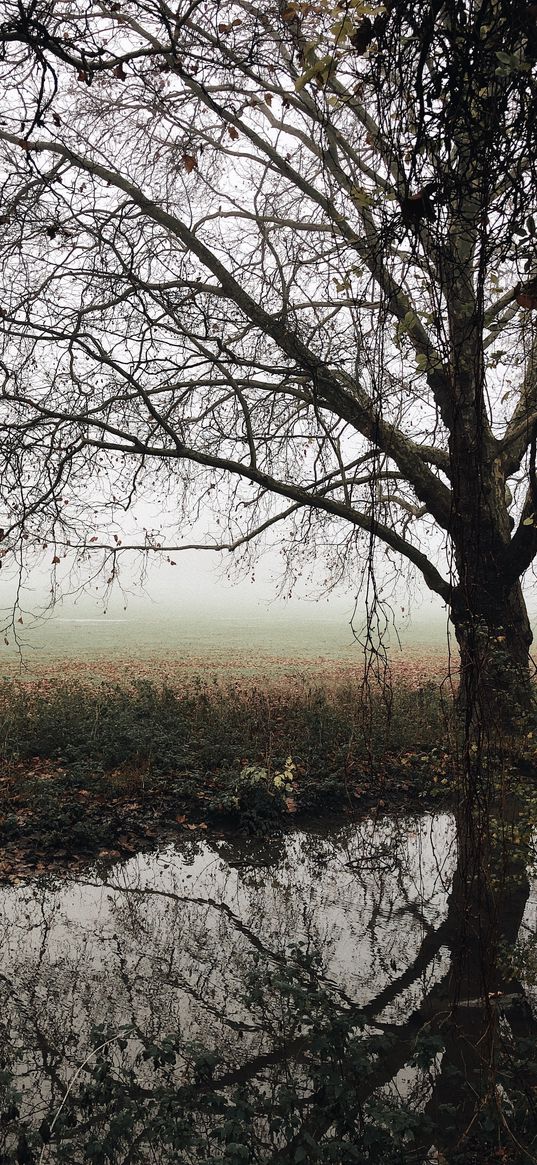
[2,811,536,1161]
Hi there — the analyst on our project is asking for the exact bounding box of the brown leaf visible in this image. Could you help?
[516,290,537,310]
[284,796,297,814]
[117,835,136,852]
[182,153,197,173]
[113,63,126,80]
[51,555,61,564]
[228,126,239,140]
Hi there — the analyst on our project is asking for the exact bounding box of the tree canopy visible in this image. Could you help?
[0,0,537,707]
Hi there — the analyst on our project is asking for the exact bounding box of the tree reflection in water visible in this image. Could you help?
[0,809,536,1163]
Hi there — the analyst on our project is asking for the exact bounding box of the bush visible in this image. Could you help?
[0,675,449,776]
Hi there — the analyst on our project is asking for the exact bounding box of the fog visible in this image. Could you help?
[0,532,457,667]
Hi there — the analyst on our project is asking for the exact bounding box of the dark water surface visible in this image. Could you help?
[1,812,536,1163]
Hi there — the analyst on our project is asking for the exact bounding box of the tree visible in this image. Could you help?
[0,0,536,726]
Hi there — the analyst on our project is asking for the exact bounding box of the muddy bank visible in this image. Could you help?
[0,747,452,884]
[0,663,457,882]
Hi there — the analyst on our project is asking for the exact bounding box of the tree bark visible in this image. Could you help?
[445,284,534,731]
[450,579,534,734]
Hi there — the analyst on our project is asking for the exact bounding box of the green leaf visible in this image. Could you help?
[294,55,332,91]
[350,185,374,208]
[330,17,354,39]
[495,50,531,73]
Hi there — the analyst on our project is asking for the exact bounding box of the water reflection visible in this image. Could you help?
[1,811,535,1163]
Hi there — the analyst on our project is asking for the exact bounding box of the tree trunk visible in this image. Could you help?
[450,578,534,735]
[441,121,536,735]
[446,342,535,732]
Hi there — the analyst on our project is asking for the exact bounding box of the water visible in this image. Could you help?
[1,813,455,1025]
[2,810,536,1161]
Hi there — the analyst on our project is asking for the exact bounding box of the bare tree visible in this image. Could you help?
[0,0,536,725]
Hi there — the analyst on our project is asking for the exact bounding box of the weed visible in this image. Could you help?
[0,676,454,864]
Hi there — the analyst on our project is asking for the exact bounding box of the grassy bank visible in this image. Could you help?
[0,674,453,880]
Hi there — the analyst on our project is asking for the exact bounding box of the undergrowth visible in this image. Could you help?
[0,674,448,782]
[0,676,454,865]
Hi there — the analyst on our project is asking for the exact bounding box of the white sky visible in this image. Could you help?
[1,533,448,640]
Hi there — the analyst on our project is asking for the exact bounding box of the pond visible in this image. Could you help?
[1,811,536,1164]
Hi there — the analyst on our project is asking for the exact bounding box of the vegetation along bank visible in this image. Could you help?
[0,658,458,882]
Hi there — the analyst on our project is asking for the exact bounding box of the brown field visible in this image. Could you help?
[1,643,455,695]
